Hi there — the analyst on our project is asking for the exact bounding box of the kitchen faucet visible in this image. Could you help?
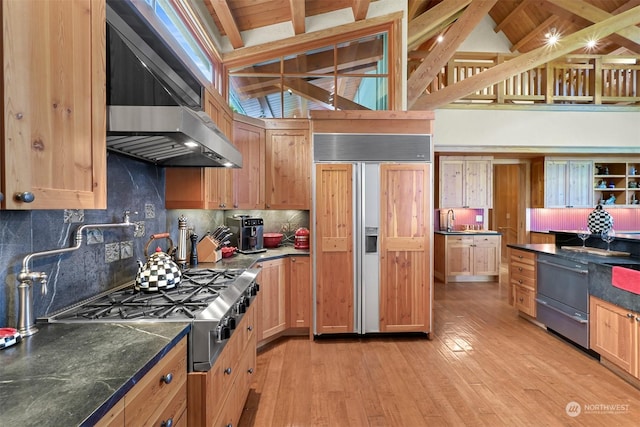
[16,211,138,337]
[446,209,456,232]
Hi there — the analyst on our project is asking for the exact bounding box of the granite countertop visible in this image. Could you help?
[434,230,502,236]
[508,242,640,313]
[0,322,190,426]
[0,246,307,426]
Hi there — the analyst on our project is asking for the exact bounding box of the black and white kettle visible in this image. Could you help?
[135,233,182,292]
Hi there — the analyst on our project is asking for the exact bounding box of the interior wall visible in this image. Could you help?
[434,109,640,152]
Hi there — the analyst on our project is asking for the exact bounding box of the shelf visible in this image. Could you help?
[593,159,640,207]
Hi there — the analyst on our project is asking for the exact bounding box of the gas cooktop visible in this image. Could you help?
[40,268,249,323]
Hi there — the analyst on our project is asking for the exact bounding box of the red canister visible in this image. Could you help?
[294,227,310,249]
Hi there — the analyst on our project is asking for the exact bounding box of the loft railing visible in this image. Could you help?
[424,53,640,106]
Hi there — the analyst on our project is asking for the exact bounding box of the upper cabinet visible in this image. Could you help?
[1,0,106,209]
[594,160,640,207]
[531,158,593,208]
[264,120,311,210]
[233,116,265,210]
[439,156,493,208]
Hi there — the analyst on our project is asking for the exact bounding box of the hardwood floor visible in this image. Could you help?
[239,278,640,426]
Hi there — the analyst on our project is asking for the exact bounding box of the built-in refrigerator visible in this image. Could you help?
[312,133,433,335]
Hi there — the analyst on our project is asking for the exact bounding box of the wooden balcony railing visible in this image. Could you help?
[424,53,640,106]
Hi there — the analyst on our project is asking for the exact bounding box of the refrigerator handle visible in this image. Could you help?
[365,227,378,253]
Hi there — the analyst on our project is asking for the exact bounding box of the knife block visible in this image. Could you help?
[196,236,222,263]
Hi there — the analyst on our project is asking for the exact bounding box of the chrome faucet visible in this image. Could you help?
[446,209,456,232]
[16,210,138,336]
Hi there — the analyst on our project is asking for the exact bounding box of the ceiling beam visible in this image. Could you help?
[408,0,431,20]
[546,0,640,45]
[411,5,640,110]
[283,78,369,110]
[408,0,472,51]
[352,0,371,20]
[510,16,559,52]
[494,0,532,33]
[407,0,498,108]
[289,0,305,35]
[207,0,244,48]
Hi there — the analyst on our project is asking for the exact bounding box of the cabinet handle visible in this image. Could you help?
[519,297,524,302]
[518,267,523,272]
[248,368,254,374]
[266,204,271,208]
[224,367,232,375]
[161,373,173,384]
[247,325,253,331]
[291,258,296,262]
[161,418,173,427]
[627,313,635,318]
[636,316,640,322]
[14,192,35,203]
[518,280,523,284]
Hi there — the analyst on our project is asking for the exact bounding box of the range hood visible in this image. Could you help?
[105,0,241,168]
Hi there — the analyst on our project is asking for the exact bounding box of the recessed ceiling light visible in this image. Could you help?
[437,35,444,43]
[545,28,560,45]
[586,39,597,49]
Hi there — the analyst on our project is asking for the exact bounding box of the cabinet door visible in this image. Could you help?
[589,297,635,374]
[315,164,354,334]
[544,161,569,207]
[233,120,265,209]
[567,160,593,207]
[256,259,287,341]
[379,163,431,333]
[439,159,465,208]
[2,0,106,209]
[289,256,311,328]
[447,236,474,276]
[165,168,225,209]
[465,160,492,208]
[265,128,310,209]
[473,235,500,276]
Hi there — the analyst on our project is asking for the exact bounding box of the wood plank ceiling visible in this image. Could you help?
[198,0,640,110]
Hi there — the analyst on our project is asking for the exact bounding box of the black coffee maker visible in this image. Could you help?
[225,216,266,254]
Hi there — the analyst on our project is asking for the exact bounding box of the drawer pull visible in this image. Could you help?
[627,313,635,318]
[161,418,174,427]
[518,280,523,284]
[224,367,232,375]
[161,373,173,384]
[248,368,254,374]
[519,297,524,303]
[518,267,523,272]
[247,325,253,331]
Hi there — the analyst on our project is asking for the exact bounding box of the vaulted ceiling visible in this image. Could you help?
[194,0,640,110]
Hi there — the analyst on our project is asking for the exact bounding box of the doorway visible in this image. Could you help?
[492,162,527,262]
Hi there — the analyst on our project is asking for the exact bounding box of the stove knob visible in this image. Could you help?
[250,283,260,295]
[228,316,237,330]
[236,300,247,314]
[244,295,251,308]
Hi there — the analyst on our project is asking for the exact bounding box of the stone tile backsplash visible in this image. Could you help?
[0,153,167,327]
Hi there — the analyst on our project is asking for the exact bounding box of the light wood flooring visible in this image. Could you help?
[239,277,640,426]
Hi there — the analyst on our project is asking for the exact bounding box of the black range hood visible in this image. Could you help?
[105,0,241,168]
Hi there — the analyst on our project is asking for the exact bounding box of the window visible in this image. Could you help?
[228,33,389,118]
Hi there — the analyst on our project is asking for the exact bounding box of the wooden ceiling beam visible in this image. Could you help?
[411,5,640,110]
[352,0,371,21]
[408,0,472,51]
[407,0,498,108]
[546,0,640,44]
[283,78,369,110]
[494,0,532,33]
[408,0,431,20]
[207,0,244,48]
[289,0,305,35]
[510,16,559,52]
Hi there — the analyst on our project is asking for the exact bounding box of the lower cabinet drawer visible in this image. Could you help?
[514,285,536,317]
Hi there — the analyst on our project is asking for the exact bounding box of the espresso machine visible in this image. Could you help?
[225,216,266,254]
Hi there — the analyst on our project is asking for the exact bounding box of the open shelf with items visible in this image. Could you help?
[594,160,640,207]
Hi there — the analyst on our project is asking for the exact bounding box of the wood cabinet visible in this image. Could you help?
[264,121,311,209]
[531,158,593,208]
[434,233,501,283]
[529,232,555,244]
[289,255,311,329]
[255,258,287,342]
[439,156,493,208]
[1,0,106,210]
[96,338,188,427]
[188,301,257,427]
[589,296,639,377]
[593,160,640,206]
[165,91,234,209]
[508,248,537,317]
[233,117,265,209]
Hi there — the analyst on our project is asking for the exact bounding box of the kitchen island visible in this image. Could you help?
[434,230,502,283]
[0,245,308,426]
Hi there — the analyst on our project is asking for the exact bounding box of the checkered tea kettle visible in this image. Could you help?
[135,233,182,292]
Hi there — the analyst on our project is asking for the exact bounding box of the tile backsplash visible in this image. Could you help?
[0,153,167,327]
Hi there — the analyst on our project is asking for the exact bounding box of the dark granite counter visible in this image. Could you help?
[0,246,307,426]
[434,230,502,236]
[0,322,190,426]
[508,238,640,314]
